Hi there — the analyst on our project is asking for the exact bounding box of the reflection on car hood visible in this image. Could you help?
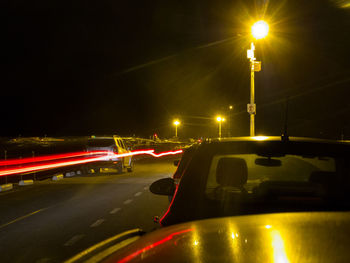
[104,212,350,263]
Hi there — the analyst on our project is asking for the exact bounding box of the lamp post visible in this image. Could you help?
[228,105,233,137]
[247,20,269,136]
[216,116,225,138]
[173,120,180,137]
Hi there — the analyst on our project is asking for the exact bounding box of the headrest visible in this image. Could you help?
[216,157,248,187]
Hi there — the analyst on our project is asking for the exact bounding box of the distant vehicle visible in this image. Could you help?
[150,136,350,226]
[83,136,133,174]
[65,211,350,263]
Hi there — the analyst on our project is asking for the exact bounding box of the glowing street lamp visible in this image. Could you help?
[173,120,180,137]
[216,116,225,138]
[247,20,269,136]
[252,20,269,40]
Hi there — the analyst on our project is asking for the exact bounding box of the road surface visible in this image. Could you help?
[0,157,176,263]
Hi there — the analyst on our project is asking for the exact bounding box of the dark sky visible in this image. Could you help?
[5,0,350,138]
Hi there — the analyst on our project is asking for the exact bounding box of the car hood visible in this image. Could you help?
[77,211,350,263]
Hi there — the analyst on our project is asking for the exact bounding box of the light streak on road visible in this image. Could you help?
[0,155,112,177]
[0,151,110,166]
[0,149,183,177]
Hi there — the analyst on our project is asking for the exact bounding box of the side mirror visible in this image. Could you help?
[173,160,180,167]
[150,178,175,196]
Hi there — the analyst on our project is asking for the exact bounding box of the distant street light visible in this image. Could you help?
[216,116,225,138]
[173,120,180,137]
[247,20,269,136]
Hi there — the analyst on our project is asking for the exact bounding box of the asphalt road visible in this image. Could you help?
[0,157,176,263]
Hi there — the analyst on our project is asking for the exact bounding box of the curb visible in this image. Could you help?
[19,180,34,186]
[52,174,64,181]
[0,183,13,192]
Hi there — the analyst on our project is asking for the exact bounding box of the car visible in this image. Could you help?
[150,136,350,226]
[64,211,350,263]
[83,136,133,174]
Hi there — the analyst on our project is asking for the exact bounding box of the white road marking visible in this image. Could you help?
[123,199,133,205]
[134,192,142,197]
[90,219,105,227]
[64,234,85,246]
[110,208,121,214]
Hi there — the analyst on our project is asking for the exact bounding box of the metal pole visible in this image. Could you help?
[175,125,177,137]
[219,122,222,138]
[249,42,256,137]
[250,61,255,136]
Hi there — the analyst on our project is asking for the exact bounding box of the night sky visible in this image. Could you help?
[6,0,350,139]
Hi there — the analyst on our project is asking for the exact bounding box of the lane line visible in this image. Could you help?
[110,208,121,214]
[123,199,133,205]
[90,219,105,227]
[134,192,142,197]
[64,234,85,246]
[0,207,48,229]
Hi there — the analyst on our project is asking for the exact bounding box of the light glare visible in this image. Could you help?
[252,20,269,40]
[252,136,269,141]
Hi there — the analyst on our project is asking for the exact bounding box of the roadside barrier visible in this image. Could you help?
[0,183,13,192]
[65,172,75,177]
[19,180,34,186]
[52,174,64,181]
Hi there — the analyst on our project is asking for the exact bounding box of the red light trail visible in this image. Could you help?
[0,149,183,177]
[0,151,110,166]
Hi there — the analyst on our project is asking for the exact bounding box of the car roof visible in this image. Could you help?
[207,136,350,145]
[106,211,350,263]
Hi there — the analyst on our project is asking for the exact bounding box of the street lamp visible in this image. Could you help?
[173,120,180,137]
[247,20,269,136]
[216,116,225,138]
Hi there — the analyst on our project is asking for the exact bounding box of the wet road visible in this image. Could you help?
[0,158,176,263]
